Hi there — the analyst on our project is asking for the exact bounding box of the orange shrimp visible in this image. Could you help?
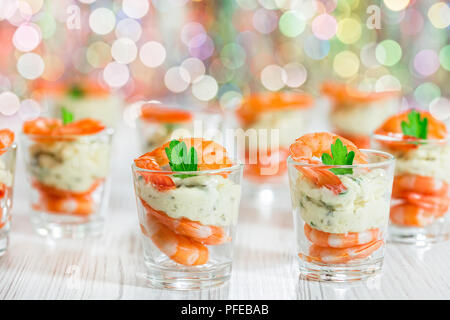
[32,179,103,198]
[289,132,367,194]
[140,104,193,123]
[236,92,313,126]
[0,129,14,155]
[140,198,230,245]
[401,192,450,215]
[390,203,436,227]
[375,110,447,140]
[244,147,289,182]
[134,154,176,192]
[335,131,371,149]
[392,174,448,197]
[0,183,5,199]
[302,240,383,264]
[304,224,379,249]
[149,138,233,171]
[140,215,209,266]
[33,193,94,216]
[321,81,398,105]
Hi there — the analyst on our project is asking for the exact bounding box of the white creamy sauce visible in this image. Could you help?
[138,175,241,227]
[0,160,12,187]
[292,168,391,233]
[29,137,110,192]
[332,97,398,135]
[391,144,450,184]
[56,95,122,128]
[248,109,308,148]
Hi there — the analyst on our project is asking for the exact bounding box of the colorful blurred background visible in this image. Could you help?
[0,0,449,130]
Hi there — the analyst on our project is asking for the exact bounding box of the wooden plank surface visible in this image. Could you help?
[1,110,449,300]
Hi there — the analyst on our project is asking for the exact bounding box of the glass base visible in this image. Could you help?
[298,257,383,282]
[388,224,449,245]
[31,211,104,239]
[0,230,8,257]
[142,259,232,290]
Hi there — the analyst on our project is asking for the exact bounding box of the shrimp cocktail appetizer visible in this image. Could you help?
[373,110,450,244]
[236,92,313,184]
[22,110,113,238]
[287,132,395,281]
[0,129,16,255]
[322,82,399,148]
[137,103,193,153]
[33,79,121,128]
[132,138,243,289]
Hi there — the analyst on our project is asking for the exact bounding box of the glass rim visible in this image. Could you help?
[21,127,115,140]
[132,160,243,175]
[287,149,395,169]
[0,142,18,153]
[372,132,448,145]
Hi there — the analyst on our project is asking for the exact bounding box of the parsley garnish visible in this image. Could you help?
[68,85,84,99]
[61,107,74,125]
[165,140,198,178]
[321,139,355,175]
[401,109,428,139]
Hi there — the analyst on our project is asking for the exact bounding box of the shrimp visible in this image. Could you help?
[375,110,447,140]
[301,240,383,264]
[34,193,94,216]
[236,92,313,126]
[304,224,379,248]
[0,129,14,154]
[392,174,448,197]
[32,179,103,198]
[390,203,436,227]
[401,193,450,215]
[140,215,209,266]
[289,132,367,194]
[134,154,176,192]
[244,147,289,182]
[335,131,371,149]
[140,198,230,245]
[140,104,193,123]
[321,81,398,105]
[148,138,233,171]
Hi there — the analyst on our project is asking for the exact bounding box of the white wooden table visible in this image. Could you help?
[1,107,449,300]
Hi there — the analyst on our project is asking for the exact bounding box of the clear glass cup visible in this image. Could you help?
[288,150,395,281]
[132,162,243,289]
[373,134,450,244]
[21,129,113,238]
[0,143,17,256]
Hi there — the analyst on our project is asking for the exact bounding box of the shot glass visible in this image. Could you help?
[21,128,113,238]
[137,104,194,153]
[322,81,399,149]
[132,162,243,289]
[0,142,17,255]
[373,134,450,244]
[288,150,395,281]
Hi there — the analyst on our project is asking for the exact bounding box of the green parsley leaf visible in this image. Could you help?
[61,107,74,125]
[321,138,355,175]
[164,140,198,178]
[401,109,428,139]
[68,85,84,99]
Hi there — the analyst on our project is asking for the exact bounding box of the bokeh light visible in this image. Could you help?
[252,8,278,34]
[279,11,305,38]
[414,82,441,106]
[430,97,450,121]
[122,0,149,19]
[283,63,307,88]
[181,58,205,83]
[17,53,45,79]
[336,18,361,44]
[13,23,41,52]
[87,41,112,68]
[115,18,142,42]
[18,98,40,120]
[221,43,246,70]
[383,0,410,12]
[375,40,402,66]
[333,51,359,78]
[260,64,286,91]
[111,38,137,64]
[312,14,337,40]
[439,45,450,71]
[428,2,450,29]
[192,75,218,101]
[103,62,130,88]
[304,35,330,60]
[164,66,190,93]
[139,41,166,68]
[414,49,440,77]
[89,8,116,35]
[0,91,20,116]
[375,74,401,92]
